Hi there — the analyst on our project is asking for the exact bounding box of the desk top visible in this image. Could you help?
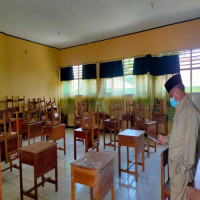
[104,117,120,122]
[136,121,157,125]
[22,121,43,126]
[71,151,114,171]
[19,141,56,154]
[118,129,145,137]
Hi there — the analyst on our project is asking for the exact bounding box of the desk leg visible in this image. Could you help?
[111,185,114,200]
[34,171,38,200]
[90,187,93,200]
[127,147,129,168]
[10,161,12,172]
[42,175,45,187]
[19,161,23,200]
[63,133,66,155]
[118,145,121,177]
[55,163,58,191]
[74,133,76,160]
[95,189,99,200]
[85,133,88,153]
[135,147,138,182]
[142,150,145,172]
[71,180,75,200]
[114,124,116,151]
[103,126,105,149]
[147,127,150,158]
[28,126,30,145]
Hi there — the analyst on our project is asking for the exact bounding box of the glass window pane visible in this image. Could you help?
[124,75,136,94]
[192,69,200,93]
[180,70,190,93]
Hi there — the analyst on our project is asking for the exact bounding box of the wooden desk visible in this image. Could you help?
[152,114,168,135]
[19,141,58,200]
[74,128,99,160]
[118,129,145,181]
[71,151,114,200]
[186,161,200,200]
[103,118,121,151]
[122,113,134,129]
[135,121,157,158]
[42,124,66,155]
[21,121,43,145]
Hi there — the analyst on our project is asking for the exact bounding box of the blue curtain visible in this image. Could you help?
[133,54,180,76]
[82,63,97,79]
[60,66,74,81]
[100,60,123,78]
[151,55,180,76]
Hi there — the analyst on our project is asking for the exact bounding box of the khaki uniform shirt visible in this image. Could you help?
[164,94,200,200]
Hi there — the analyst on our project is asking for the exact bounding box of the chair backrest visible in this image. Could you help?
[23,99,40,123]
[81,108,99,149]
[109,104,123,118]
[134,102,150,122]
[46,97,56,110]
[161,147,170,200]
[6,96,25,117]
[45,105,61,126]
[125,100,135,114]
[0,112,21,163]
[153,99,163,115]
[78,101,88,116]
[96,102,103,113]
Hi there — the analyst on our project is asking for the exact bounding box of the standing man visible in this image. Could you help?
[158,73,200,200]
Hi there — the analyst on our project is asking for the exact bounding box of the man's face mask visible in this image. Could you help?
[170,89,179,108]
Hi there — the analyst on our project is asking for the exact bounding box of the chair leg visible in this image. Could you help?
[10,161,13,172]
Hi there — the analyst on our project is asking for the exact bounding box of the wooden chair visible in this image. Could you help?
[43,105,66,155]
[38,97,46,122]
[74,100,88,129]
[103,104,123,151]
[122,100,135,129]
[74,108,99,159]
[22,100,43,144]
[46,97,57,110]
[134,101,151,123]
[23,105,39,124]
[161,147,170,200]
[44,105,61,126]
[0,112,22,172]
[153,99,163,115]
[6,96,25,117]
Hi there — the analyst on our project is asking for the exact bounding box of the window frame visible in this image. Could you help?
[73,65,82,95]
[179,48,200,94]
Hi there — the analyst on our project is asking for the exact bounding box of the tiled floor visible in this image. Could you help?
[2,128,167,200]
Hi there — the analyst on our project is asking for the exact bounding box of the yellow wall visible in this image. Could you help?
[0,33,59,103]
[59,19,200,66]
[0,33,6,95]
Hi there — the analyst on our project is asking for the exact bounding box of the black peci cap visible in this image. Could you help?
[164,74,183,93]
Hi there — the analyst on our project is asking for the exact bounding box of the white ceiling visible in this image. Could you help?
[0,0,200,49]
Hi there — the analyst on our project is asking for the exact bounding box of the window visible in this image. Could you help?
[123,58,136,94]
[179,48,200,93]
[73,65,82,95]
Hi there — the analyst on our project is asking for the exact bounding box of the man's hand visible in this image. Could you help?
[157,134,164,145]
